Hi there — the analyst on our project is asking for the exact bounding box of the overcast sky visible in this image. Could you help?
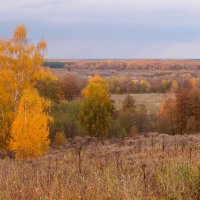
[1,0,200,59]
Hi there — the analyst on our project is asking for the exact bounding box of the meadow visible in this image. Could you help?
[111,93,164,113]
[1,133,200,200]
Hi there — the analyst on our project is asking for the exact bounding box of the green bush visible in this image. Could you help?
[50,100,82,139]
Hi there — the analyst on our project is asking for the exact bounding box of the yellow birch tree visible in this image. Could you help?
[10,88,52,159]
[0,24,48,149]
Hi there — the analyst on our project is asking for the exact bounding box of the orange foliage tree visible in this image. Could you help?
[56,73,84,101]
[158,88,200,134]
[10,89,52,159]
[0,24,51,151]
[158,93,175,134]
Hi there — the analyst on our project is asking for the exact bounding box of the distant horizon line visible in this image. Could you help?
[45,58,200,61]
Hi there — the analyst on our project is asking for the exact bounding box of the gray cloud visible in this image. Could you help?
[0,0,200,58]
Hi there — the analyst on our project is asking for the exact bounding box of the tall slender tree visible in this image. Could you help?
[79,76,112,138]
[174,89,191,134]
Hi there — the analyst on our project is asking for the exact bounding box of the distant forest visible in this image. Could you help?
[44,59,200,70]
[43,61,75,68]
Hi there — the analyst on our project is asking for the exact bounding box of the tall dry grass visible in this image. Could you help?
[1,133,200,200]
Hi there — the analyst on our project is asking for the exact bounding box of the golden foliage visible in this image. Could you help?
[0,24,47,111]
[14,24,27,41]
[0,24,50,151]
[10,88,52,159]
[79,76,112,138]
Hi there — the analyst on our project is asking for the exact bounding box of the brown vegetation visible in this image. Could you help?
[1,134,200,199]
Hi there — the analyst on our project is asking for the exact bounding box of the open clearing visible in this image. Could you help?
[111,93,164,113]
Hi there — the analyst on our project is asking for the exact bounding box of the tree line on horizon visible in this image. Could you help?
[45,59,200,71]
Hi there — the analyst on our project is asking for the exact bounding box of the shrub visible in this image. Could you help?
[109,119,128,138]
[51,99,82,138]
[122,94,136,111]
[53,132,66,146]
[129,125,138,138]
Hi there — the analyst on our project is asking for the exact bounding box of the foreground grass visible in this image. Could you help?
[0,133,200,200]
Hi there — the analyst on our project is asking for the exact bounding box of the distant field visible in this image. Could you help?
[111,93,164,113]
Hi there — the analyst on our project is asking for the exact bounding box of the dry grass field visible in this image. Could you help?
[1,133,200,200]
[111,93,164,113]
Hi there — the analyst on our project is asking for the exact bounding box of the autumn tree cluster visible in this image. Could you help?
[41,71,200,139]
[3,25,200,160]
[35,73,87,102]
[60,59,200,71]
[0,25,52,158]
[158,87,200,135]
[109,76,189,94]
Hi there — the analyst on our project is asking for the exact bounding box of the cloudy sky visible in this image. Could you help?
[1,0,200,59]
